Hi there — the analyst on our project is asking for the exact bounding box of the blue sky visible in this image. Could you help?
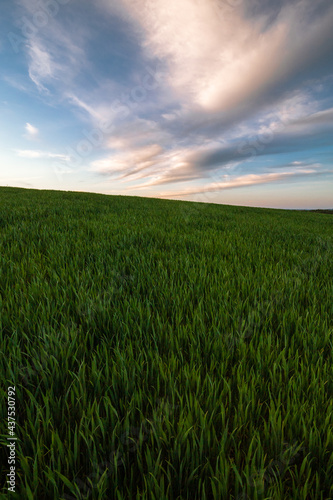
[1,0,333,208]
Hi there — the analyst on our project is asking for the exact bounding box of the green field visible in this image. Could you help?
[0,187,332,500]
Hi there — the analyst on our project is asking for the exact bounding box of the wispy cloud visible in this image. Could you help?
[91,144,163,177]
[90,102,333,189]
[15,0,87,96]
[4,0,332,207]
[24,122,39,140]
[158,169,331,198]
[2,75,30,93]
[16,149,70,161]
[27,39,56,93]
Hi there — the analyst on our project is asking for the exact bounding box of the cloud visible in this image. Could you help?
[66,94,106,123]
[158,169,331,198]
[87,93,333,196]
[266,161,322,170]
[88,0,333,191]
[27,40,56,93]
[288,106,333,131]
[24,122,39,139]
[91,144,163,178]
[12,0,333,203]
[181,105,333,175]
[16,150,70,161]
[2,76,30,93]
[104,0,333,115]
[107,117,171,149]
[105,103,333,189]
[89,116,174,181]
[16,0,87,95]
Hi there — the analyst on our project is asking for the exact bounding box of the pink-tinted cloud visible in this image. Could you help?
[101,0,333,115]
[91,143,163,178]
[158,169,330,198]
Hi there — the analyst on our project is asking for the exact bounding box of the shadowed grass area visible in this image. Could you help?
[309,209,333,215]
[0,187,332,500]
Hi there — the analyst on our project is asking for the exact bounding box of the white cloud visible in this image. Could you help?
[66,94,110,124]
[24,123,39,139]
[16,0,87,95]
[27,40,55,93]
[91,144,163,178]
[16,150,70,161]
[101,0,333,115]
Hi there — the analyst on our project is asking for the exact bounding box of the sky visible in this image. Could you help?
[1,0,333,209]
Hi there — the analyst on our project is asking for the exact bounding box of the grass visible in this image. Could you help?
[0,186,332,500]
[309,210,333,215]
